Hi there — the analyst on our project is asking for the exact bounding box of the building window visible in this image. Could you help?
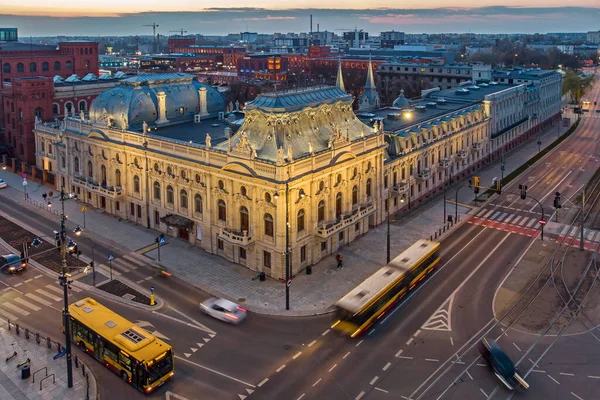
[240,206,249,232]
[239,248,246,260]
[240,186,247,197]
[318,201,325,223]
[352,185,358,206]
[65,102,73,115]
[2,63,10,73]
[195,174,201,184]
[384,175,388,188]
[263,251,271,269]
[335,193,342,219]
[66,61,72,70]
[297,209,305,233]
[74,157,80,174]
[100,165,107,186]
[16,63,24,73]
[194,194,203,213]
[29,62,37,72]
[180,189,188,209]
[154,211,160,225]
[264,214,273,237]
[218,239,224,250]
[301,245,307,263]
[116,201,120,211]
[84,59,90,68]
[52,103,59,115]
[137,205,142,218]
[54,61,61,71]
[339,231,344,242]
[61,156,66,169]
[321,241,327,252]
[366,178,372,197]
[355,222,360,232]
[78,100,87,112]
[87,161,93,178]
[218,180,224,190]
[218,200,226,221]
[130,202,135,216]
[115,169,121,186]
[166,185,174,204]
[42,62,49,71]
[153,181,161,200]
[133,175,140,193]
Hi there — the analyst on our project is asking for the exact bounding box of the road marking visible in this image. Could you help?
[395,349,403,358]
[322,329,330,336]
[312,378,322,387]
[513,343,522,352]
[33,274,42,279]
[547,374,561,384]
[370,376,379,385]
[374,387,389,393]
[414,330,421,337]
[450,337,454,346]
[0,308,19,321]
[276,365,286,373]
[343,351,351,359]
[406,338,414,345]
[136,279,145,284]
[297,394,305,400]
[398,356,413,360]
[144,276,153,281]
[307,340,316,347]
[382,362,391,371]
[35,289,61,302]
[480,388,488,397]
[560,372,575,377]
[257,378,268,387]
[588,375,600,379]
[356,340,363,347]
[466,371,473,381]
[3,302,29,316]
[155,306,216,335]
[13,283,22,288]
[531,171,572,212]
[329,364,337,372]
[571,392,584,400]
[425,358,439,362]
[123,254,146,267]
[477,363,487,367]
[356,391,365,400]
[13,297,41,311]
[292,351,302,360]
[44,284,64,295]
[24,279,33,283]
[532,370,546,373]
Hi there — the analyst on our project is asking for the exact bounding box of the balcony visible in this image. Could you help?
[392,181,409,195]
[416,168,432,181]
[72,175,123,199]
[316,203,376,239]
[456,149,469,159]
[218,227,255,247]
[438,158,450,168]
[471,141,483,152]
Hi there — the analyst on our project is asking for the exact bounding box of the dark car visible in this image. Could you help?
[0,254,26,274]
[478,338,529,391]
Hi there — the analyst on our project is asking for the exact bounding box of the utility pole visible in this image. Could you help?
[580,189,585,250]
[58,188,74,388]
[142,23,160,53]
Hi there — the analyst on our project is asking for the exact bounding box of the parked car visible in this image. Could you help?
[0,254,26,274]
[0,179,7,189]
[200,297,247,325]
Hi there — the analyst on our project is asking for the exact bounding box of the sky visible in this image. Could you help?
[0,5,599,36]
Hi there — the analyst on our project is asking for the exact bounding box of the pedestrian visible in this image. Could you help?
[42,192,47,200]
[336,254,343,269]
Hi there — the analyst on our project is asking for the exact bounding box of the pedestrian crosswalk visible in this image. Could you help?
[92,254,146,277]
[0,283,81,323]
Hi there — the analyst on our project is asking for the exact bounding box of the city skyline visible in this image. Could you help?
[0,6,598,36]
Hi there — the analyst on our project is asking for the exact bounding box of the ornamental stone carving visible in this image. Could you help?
[231,131,252,158]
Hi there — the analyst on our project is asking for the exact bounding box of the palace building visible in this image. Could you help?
[32,66,562,280]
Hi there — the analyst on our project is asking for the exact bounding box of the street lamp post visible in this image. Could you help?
[73,230,95,287]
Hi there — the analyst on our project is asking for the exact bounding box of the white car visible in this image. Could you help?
[0,179,7,189]
[200,297,247,325]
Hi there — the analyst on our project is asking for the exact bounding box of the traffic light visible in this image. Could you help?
[468,179,473,188]
[519,184,528,200]
[54,230,61,249]
[553,192,561,209]
[473,176,480,194]
[495,180,501,194]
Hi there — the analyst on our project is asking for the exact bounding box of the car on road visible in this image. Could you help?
[478,337,529,391]
[0,178,7,189]
[0,253,26,274]
[200,297,247,325]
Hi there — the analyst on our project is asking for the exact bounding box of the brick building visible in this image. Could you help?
[166,44,246,69]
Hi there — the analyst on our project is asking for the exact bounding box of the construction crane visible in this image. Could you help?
[169,29,188,36]
[142,23,159,53]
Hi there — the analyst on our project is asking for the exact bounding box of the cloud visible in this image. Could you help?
[233,15,297,21]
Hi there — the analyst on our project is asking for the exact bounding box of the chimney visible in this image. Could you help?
[198,87,208,116]
[155,91,169,125]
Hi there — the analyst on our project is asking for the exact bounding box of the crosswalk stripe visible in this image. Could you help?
[70,286,82,293]
[123,254,145,267]
[25,293,52,307]
[44,284,63,295]
[35,289,61,302]
[569,227,578,237]
[520,217,530,226]
[111,259,133,273]
[12,297,41,311]
[587,230,595,241]
[3,302,30,316]
[510,215,522,224]
[490,211,500,220]
[526,219,536,228]
[96,264,122,277]
[482,209,495,219]
[593,231,600,243]
[0,308,20,321]
[498,213,510,222]
[560,225,571,236]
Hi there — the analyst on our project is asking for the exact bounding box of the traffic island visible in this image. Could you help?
[96,279,152,305]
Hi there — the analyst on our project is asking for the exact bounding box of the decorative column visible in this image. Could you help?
[198,87,208,116]
[155,91,169,125]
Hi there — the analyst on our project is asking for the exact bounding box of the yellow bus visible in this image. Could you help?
[332,239,441,337]
[68,298,174,394]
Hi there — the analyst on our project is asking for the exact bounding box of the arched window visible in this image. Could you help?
[352,185,358,205]
[218,180,224,190]
[42,62,49,72]
[16,63,24,73]
[29,62,37,72]
[84,59,90,68]
[65,61,72,70]
[100,165,107,186]
[54,61,61,71]
[34,107,43,120]
[318,201,325,223]
[133,175,140,193]
[218,200,227,221]
[180,189,188,209]
[52,104,59,116]
[195,174,201,183]
[78,100,87,112]
[153,162,160,172]
[3,63,10,73]
[336,193,342,218]
[87,160,93,178]
[297,209,305,232]
[74,157,80,174]
[65,102,73,115]
[366,178,372,198]
[264,214,274,237]
[240,186,247,197]
[153,182,161,200]
[115,169,121,186]
[166,185,174,204]
[319,181,325,192]
[240,206,249,232]
[336,174,342,184]
[194,194,203,213]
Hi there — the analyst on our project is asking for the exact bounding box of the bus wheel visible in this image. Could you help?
[121,371,129,382]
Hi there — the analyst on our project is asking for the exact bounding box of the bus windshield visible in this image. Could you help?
[147,350,174,385]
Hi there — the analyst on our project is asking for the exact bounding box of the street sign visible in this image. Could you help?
[81,206,87,212]
[22,180,27,186]
[22,173,26,179]
[286,279,292,287]
[150,286,155,292]
[159,236,166,245]
[108,254,114,261]
[539,220,546,226]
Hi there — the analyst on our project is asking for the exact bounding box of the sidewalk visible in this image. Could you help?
[0,322,96,400]
[0,119,571,316]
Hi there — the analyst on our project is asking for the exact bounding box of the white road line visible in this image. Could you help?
[526,219,536,228]
[480,388,488,397]
[0,308,19,321]
[34,275,43,279]
[532,370,546,373]
[297,394,305,400]
[174,356,256,387]
[398,356,413,360]
[13,297,41,311]
[450,337,454,346]
[513,343,522,352]
[395,349,403,358]
[356,391,365,400]
[382,362,391,371]
[307,340,316,347]
[144,276,153,281]
[520,217,530,226]
[13,283,22,288]
[276,365,286,372]
[312,378,322,387]
[531,171,572,212]
[329,364,337,373]
[35,289,61,302]
[24,279,33,283]
[466,371,473,381]
[70,286,82,293]
[588,375,600,379]
[560,372,575,377]
[292,351,302,360]
[3,302,29,316]
[343,351,351,359]
[547,374,561,384]
[157,307,217,335]
[414,330,421,337]
[571,392,584,400]
[406,338,414,345]
[136,279,145,284]
[374,388,389,393]
[25,293,52,307]
[482,209,495,219]
[123,254,146,267]
[44,284,64,295]
[322,329,330,336]
[356,340,363,347]
[425,358,439,362]
[370,376,379,385]
[477,363,487,367]
[257,378,268,387]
